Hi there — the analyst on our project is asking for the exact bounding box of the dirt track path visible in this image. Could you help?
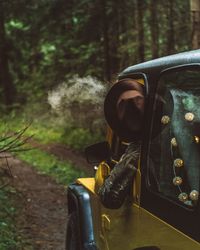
[8,142,92,250]
[30,141,93,176]
[10,157,67,250]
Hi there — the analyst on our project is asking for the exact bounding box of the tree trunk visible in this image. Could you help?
[137,0,145,62]
[110,0,120,77]
[150,0,159,58]
[0,2,15,109]
[166,0,175,54]
[190,0,200,49]
[101,0,111,81]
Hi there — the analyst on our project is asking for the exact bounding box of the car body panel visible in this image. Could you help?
[76,178,200,250]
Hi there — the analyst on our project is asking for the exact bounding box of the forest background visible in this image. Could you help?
[0,0,200,249]
[0,0,199,138]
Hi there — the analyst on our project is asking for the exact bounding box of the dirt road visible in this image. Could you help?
[7,143,92,250]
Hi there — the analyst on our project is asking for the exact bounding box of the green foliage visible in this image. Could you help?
[0,112,62,143]
[63,127,104,151]
[16,148,86,185]
[0,112,104,152]
[0,115,91,183]
[0,187,32,250]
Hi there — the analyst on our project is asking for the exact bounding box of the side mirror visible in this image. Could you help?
[85,141,111,164]
[104,78,145,142]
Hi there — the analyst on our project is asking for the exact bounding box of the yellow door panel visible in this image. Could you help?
[100,202,200,250]
[77,178,200,250]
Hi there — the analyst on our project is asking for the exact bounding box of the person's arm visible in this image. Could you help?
[98,142,140,209]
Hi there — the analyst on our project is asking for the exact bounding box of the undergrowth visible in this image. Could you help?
[15,148,86,185]
[0,144,86,249]
[62,127,103,151]
[0,110,100,249]
[0,187,32,250]
[0,116,104,151]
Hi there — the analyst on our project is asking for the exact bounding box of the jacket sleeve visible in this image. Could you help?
[98,142,140,209]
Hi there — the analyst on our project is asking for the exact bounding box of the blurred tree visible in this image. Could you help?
[136,0,145,62]
[100,0,111,80]
[0,1,16,109]
[150,0,159,58]
[190,0,200,48]
[108,0,121,77]
[166,0,175,54]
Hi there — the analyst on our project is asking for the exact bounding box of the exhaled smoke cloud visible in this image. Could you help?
[47,75,108,130]
[48,75,107,112]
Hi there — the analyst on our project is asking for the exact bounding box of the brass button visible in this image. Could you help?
[178,192,188,202]
[173,176,182,186]
[161,115,170,124]
[189,190,199,201]
[185,112,194,121]
[194,136,200,144]
[171,137,177,147]
[174,158,184,167]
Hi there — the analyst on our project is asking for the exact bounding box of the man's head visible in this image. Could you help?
[104,78,145,142]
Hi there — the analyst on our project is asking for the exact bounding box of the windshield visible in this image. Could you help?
[149,67,200,207]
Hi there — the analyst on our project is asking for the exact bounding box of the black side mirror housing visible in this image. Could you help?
[85,141,111,164]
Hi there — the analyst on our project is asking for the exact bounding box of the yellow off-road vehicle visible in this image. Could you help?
[66,50,200,250]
